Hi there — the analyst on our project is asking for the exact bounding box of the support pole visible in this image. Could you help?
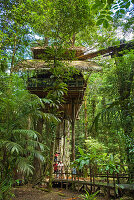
[71,99,75,162]
[63,119,66,162]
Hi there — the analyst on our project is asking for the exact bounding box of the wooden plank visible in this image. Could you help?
[43,178,134,191]
[78,41,134,60]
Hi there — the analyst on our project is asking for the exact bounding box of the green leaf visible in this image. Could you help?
[16,157,34,175]
[103,19,109,28]
[79,160,86,169]
[78,147,85,156]
[121,2,130,9]
[5,141,23,154]
[106,15,113,21]
[119,9,126,14]
[96,19,105,26]
[113,5,119,9]
[13,129,38,139]
[106,166,109,170]
[98,15,106,19]
[85,159,90,165]
[100,10,107,14]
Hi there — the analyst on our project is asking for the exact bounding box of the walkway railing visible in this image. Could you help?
[50,170,134,198]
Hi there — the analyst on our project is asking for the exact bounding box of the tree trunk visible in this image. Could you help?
[63,119,66,162]
[70,33,76,47]
[71,99,75,162]
[48,139,55,191]
[84,95,88,141]
[55,123,61,153]
[33,117,44,182]
[44,37,49,46]
[10,36,17,74]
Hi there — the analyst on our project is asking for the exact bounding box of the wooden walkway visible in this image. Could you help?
[43,172,134,198]
[52,178,134,191]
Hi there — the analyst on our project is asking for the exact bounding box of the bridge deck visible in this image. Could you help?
[44,178,134,191]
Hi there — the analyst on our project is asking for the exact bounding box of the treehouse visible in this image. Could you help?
[16,46,101,161]
[17,47,101,121]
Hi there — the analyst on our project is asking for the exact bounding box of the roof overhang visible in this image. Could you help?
[15,59,102,72]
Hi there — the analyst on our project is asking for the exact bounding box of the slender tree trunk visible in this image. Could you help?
[10,36,17,74]
[48,139,55,191]
[84,95,88,141]
[66,120,71,167]
[55,123,61,153]
[71,99,75,162]
[63,119,66,162]
[33,117,44,182]
[44,37,49,46]
[70,33,76,47]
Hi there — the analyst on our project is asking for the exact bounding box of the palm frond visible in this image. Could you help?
[13,129,38,139]
[41,112,60,123]
[29,149,44,162]
[0,140,23,154]
[16,157,34,175]
[89,99,121,132]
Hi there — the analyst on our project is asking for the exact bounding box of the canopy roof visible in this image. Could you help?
[31,46,87,60]
[31,41,134,61]
[16,59,102,72]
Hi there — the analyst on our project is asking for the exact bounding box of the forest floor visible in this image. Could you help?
[12,185,133,200]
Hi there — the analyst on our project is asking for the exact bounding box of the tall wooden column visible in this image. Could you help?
[63,119,66,162]
[55,123,61,153]
[71,99,75,162]
[84,95,88,140]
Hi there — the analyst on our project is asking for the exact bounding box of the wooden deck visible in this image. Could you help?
[52,178,134,190]
[42,173,134,198]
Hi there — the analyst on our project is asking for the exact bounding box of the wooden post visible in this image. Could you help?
[106,170,110,199]
[71,99,75,162]
[84,95,88,141]
[78,171,80,192]
[90,166,92,193]
[61,180,63,188]
[113,171,116,198]
[63,119,66,162]
[48,139,55,191]
[93,168,95,192]
[117,172,121,197]
[66,169,68,190]
[55,123,61,153]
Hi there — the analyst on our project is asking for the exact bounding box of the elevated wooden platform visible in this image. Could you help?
[41,175,134,199]
[51,178,134,191]
[39,170,134,198]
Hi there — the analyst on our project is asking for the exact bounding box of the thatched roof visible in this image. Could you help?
[16,59,102,72]
[31,41,134,61]
[31,46,87,59]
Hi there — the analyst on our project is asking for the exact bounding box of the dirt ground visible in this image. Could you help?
[12,186,83,200]
[12,185,105,200]
[12,185,133,200]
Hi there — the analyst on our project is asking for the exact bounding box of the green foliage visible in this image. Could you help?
[29,0,93,44]
[73,138,108,170]
[0,0,134,197]
[75,49,133,180]
[0,177,14,200]
[80,190,99,200]
[0,73,47,199]
[0,0,35,72]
